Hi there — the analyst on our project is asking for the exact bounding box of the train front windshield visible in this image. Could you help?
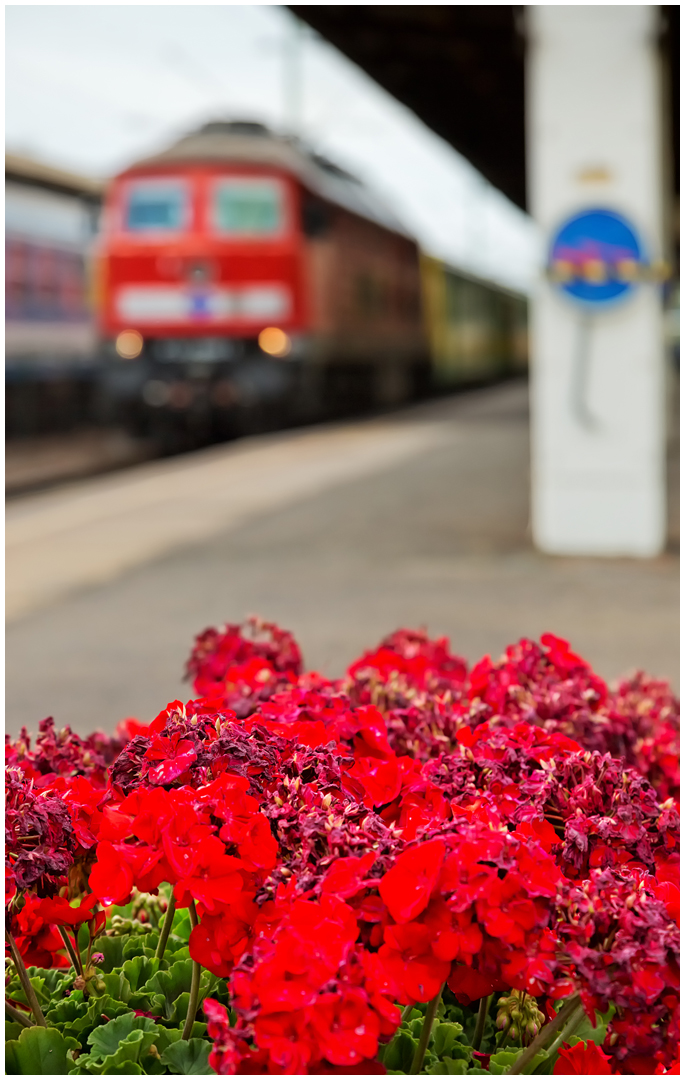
[212,179,284,237]
[125,180,188,232]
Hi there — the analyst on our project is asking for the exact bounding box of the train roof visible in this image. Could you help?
[124,120,413,240]
[421,252,528,302]
[5,152,103,201]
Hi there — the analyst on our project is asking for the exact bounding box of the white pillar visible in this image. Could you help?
[527,6,667,557]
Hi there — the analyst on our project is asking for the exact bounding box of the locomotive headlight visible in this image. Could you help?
[258,327,291,358]
[115,329,144,359]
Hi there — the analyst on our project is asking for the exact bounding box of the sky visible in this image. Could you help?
[5,5,541,292]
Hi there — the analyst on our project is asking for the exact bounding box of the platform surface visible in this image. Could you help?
[6,380,679,737]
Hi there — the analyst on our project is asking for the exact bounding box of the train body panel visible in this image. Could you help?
[421,254,527,387]
[302,206,426,367]
[5,158,103,436]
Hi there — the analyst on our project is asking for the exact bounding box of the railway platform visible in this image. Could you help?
[6,379,679,736]
[5,427,156,496]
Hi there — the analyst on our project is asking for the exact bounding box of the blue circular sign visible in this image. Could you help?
[548,207,647,306]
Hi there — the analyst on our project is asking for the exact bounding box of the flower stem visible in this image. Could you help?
[58,926,83,975]
[5,931,47,1027]
[154,891,176,961]
[410,984,444,1074]
[472,994,492,1052]
[506,994,581,1074]
[5,1000,34,1027]
[181,902,200,1040]
[541,1003,585,1062]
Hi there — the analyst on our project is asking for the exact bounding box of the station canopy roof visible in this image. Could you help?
[5,152,103,201]
[289,5,679,212]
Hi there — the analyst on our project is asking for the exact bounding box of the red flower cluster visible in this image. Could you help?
[463,635,680,802]
[185,618,302,718]
[4,620,680,1075]
[553,868,679,1073]
[5,716,117,788]
[376,827,567,1006]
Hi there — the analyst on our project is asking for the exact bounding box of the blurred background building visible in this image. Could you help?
[5,5,680,733]
[5,155,102,435]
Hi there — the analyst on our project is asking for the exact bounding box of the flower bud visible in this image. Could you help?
[525,1019,540,1040]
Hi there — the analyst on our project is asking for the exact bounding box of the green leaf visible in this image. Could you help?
[30,966,73,996]
[164,944,194,966]
[142,956,192,1014]
[45,994,87,1027]
[100,1028,158,1069]
[97,970,132,1004]
[97,936,127,973]
[123,934,155,962]
[128,990,156,1013]
[383,1031,419,1073]
[87,1013,157,1060]
[161,1038,214,1074]
[101,1064,143,1075]
[530,1051,558,1075]
[171,908,193,944]
[123,954,161,992]
[6,967,71,1009]
[141,1052,168,1076]
[408,1016,424,1040]
[6,1026,75,1074]
[75,923,89,952]
[433,1021,466,1059]
[57,995,131,1048]
[142,959,218,1023]
[5,1021,24,1041]
[147,1025,184,1054]
[567,1005,615,1048]
[426,1059,469,1074]
[153,1020,206,1038]
[488,1049,548,1075]
[6,975,45,1009]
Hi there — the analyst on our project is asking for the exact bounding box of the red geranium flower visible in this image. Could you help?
[88,840,134,906]
[554,1041,613,1074]
[37,892,99,927]
[144,731,197,785]
[379,840,445,923]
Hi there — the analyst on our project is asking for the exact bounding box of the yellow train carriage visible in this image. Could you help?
[421,254,528,387]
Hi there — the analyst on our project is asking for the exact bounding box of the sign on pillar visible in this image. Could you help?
[527,7,668,557]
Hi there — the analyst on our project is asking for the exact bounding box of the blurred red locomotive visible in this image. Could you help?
[96,120,430,445]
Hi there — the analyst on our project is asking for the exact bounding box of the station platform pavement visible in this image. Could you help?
[6,379,679,737]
